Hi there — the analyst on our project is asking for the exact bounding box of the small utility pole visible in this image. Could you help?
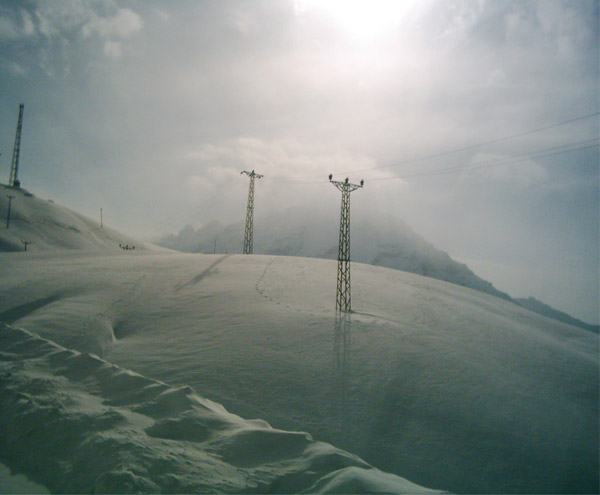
[241,169,263,255]
[329,175,364,312]
[6,195,14,228]
[21,240,30,251]
[100,208,103,228]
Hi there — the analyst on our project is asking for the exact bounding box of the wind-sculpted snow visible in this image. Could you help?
[0,323,442,494]
[1,251,598,493]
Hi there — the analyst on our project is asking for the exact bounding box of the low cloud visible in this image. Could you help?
[0,8,35,40]
[81,8,143,40]
[103,40,122,60]
[181,137,385,183]
[462,152,548,186]
[0,1,143,65]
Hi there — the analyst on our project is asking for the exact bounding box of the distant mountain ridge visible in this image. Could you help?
[159,207,511,300]
[158,206,598,333]
[2,187,594,333]
[515,296,599,334]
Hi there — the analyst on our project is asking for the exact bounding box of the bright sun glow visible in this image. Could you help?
[295,0,413,41]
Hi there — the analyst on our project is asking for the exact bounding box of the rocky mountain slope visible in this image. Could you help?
[158,207,512,301]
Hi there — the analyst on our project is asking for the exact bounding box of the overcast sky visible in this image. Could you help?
[1,0,598,324]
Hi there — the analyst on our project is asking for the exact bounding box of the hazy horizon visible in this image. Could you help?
[0,0,598,323]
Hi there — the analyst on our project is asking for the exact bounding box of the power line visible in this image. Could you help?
[263,175,324,184]
[308,111,600,178]
[138,187,225,240]
[141,140,596,240]
[137,113,598,240]
[367,139,599,182]
[263,137,598,185]
[141,174,326,241]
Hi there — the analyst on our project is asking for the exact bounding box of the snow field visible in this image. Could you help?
[1,250,597,493]
[0,322,442,494]
[0,463,49,494]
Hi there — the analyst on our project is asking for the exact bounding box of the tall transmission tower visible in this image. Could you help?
[329,174,364,312]
[241,169,263,254]
[8,103,24,188]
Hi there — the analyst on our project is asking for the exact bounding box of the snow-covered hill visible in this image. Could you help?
[0,190,598,494]
[0,184,158,253]
[1,250,597,493]
[157,207,512,301]
[158,208,600,333]
[516,296,599,334]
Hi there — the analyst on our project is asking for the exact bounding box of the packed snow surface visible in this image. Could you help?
[1,250,597,494]
[0,462,49,494]
[0,322,438,494]
[0,189,598,493]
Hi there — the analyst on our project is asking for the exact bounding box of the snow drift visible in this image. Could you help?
[1,250,597,494]
[0,323,438,494]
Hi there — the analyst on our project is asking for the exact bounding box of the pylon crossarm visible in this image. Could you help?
[241,170,264,179]
[330,181,362,193]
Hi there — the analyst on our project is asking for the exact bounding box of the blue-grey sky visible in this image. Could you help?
[1,0,598,324]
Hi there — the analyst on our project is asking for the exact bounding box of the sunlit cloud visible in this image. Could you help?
[294,0,422,41]
[0,0,597,322]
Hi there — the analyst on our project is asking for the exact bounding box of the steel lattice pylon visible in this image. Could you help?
[329,175,363,312]
[8,103,24,188]
[241,170,263,254]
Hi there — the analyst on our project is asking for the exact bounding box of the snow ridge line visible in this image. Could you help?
[0,322,443,494]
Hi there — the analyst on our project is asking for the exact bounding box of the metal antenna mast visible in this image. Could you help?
[241,169,263,254]
[329,174,363,312]
[8,103,24,188]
